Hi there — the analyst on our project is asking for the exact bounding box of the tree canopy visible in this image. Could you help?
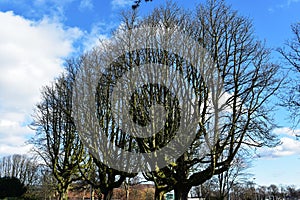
[30,0,283,199]
[0,176,27,198]
[70,1,282,199]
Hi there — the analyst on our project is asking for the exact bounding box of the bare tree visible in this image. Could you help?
[70,1,281,199]
[215,154,251,200]
[268,184,280,200]
[0,154,39,187]
[138,1,281,199]
[69,52,137,200]
[257,185,268,200]
[31,68,86,200]
[189,155,251,200]
[282,185,300,200]
[278,22,300,127]
[278,23,300,71]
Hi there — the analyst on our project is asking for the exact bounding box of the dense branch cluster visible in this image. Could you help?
[278,23,300,127]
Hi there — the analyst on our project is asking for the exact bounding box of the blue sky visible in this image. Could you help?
[0,0,300,188]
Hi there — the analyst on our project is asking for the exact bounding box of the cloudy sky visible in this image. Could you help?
[0,0,300,187]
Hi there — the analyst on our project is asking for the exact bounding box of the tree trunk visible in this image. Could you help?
[103,189,113,200]
[90,185,95,200]
[126,187,129,200]
[62,191,69,200]
[124,182,129,200]
[174,185,190,200]
[154,189,165,200]
[218,195,226,200]
[58,186,69,200]
[58,191,68,200]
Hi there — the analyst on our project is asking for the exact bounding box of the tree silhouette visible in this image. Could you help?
[0,176,27,198]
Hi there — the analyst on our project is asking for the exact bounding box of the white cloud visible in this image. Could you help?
[0,11,82,156]
[259,137,300,158]
[79,0,93,11]
[111,0,133,9]
[0,118,34,156]
[273,127,300,137]
[258,127,300,158]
